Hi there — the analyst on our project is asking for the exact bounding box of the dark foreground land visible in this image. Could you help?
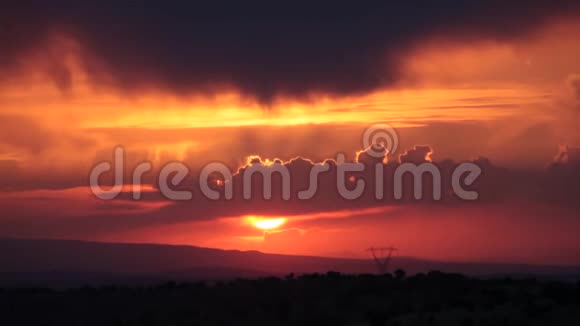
[1,271,580,326]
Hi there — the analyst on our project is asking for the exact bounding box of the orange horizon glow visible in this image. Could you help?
[2,18,580,267]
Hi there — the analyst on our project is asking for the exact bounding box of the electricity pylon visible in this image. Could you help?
[367,246,398,274]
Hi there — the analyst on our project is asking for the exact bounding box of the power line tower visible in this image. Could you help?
[367,246,398,274]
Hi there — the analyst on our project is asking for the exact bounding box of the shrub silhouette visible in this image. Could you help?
[394,268,406,280]
[0,270,579,325]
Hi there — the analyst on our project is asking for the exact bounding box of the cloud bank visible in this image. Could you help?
[2,1,580,103]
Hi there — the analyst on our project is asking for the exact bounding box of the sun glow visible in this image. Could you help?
[246,216,287,230]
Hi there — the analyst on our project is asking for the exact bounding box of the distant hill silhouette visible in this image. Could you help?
[1,238,579,287]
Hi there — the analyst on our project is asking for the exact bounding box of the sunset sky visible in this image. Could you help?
[1,2,580,265]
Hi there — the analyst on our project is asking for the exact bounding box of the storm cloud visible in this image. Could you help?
[2,1,580,103]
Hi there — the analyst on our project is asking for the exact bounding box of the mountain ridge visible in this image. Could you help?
[1,237,579,287]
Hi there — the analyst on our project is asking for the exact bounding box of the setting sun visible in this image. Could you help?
[246,216,287,230]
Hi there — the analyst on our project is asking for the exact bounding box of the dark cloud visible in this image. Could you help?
[399,145,432,164]
[2,142,580,240]
[2,1,580,103]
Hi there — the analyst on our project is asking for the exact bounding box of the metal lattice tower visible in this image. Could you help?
[366,247,398,274]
